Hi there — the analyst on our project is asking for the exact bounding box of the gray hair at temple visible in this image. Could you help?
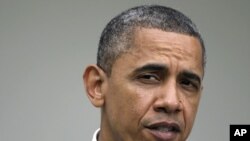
[97,5,206,76]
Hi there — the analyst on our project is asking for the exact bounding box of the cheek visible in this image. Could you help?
[182,95,201,131]
[106,82,152,126]
[119,86,153,119]
[103,84,137,134]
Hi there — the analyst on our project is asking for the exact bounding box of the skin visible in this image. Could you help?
[84,28,204,141]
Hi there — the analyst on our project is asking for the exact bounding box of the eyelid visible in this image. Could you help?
[130,63,168,79]
[180,78,200,91]
[137,72,159,79]
[182,72,201,86]
[135,72,161,83]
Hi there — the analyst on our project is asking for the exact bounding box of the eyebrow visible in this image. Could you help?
[132,63,168,74]
[130,63,202,84]
[181,70,201,85]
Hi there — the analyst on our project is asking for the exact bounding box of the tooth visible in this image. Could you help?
[156,127,172,132]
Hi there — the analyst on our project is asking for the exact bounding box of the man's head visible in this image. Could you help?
[97,5,205,76]
[84,5,205,141]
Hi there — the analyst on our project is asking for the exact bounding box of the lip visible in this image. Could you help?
[145,121,181,141]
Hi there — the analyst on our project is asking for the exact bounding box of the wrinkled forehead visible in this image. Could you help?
[129,28,202,60]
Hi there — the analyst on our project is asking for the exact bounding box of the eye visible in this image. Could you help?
[180,78,198,91]
[136,73,160,84]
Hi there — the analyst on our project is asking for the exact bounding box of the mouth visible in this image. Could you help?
[145,122,181,140]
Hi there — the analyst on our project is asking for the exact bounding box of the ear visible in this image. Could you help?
[83,65,107,107]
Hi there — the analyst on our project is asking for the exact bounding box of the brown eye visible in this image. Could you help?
[136,73,160,84]
[180,79,198,91]
[180,79,192,86]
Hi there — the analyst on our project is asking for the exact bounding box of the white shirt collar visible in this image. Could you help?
[92,128,100,141]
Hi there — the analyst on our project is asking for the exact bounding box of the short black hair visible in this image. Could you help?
[97,5,206,76]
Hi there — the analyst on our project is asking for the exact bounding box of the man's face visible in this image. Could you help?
[101,28,203,141]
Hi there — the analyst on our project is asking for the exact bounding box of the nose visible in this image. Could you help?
[153,79,182,114]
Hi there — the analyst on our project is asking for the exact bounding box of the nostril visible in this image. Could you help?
[153,102,182,114]
[154,107,167,113]
[154,106,179,113]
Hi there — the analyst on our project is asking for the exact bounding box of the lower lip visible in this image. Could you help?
[146,128,178,141]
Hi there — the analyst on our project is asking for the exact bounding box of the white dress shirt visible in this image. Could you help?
[92,128,100,141]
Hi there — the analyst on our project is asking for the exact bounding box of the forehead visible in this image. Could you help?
[112,28,203,77]
[131,28,201,57]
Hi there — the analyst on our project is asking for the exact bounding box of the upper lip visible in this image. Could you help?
[145,121,181,132]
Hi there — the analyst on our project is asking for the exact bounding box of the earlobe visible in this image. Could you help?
[83,65,107,107]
